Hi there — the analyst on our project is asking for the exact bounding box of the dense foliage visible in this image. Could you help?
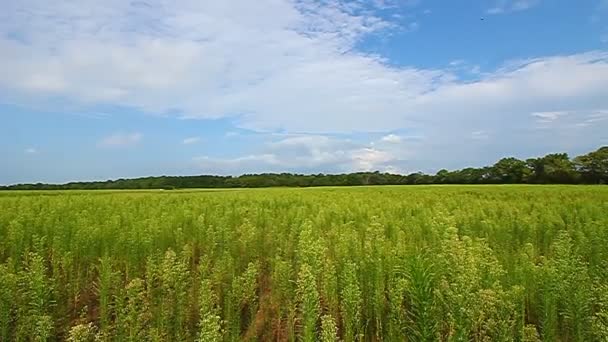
[1,186,608,341]
[2,147,607,190]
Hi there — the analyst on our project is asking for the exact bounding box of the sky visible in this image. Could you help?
[2,0,608,184]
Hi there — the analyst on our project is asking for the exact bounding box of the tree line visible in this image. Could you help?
[2,146,606,190]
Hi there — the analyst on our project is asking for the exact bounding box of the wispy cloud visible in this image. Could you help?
[531,111,568,123]
[471,131,489,140]
[98,132,142,148]
[447,59,482,76]
[182,137,201,145]
[25,147,38,154]
[528,110,608,137]
[449,60,465,67]
[487,0,541,14]
[381,134,402,143]
[574,110,608,127]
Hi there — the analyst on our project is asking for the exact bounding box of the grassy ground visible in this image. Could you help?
[1,185,607,341]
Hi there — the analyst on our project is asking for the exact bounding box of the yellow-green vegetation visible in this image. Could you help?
[1,185,607,341]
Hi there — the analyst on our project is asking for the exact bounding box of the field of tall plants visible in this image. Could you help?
[1,185,607,341]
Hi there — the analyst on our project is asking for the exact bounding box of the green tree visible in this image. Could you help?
[574,146,608,184]
[435,169,450,184]
[543,153,578,183]
[527,154,578,184]
[491,157,532,183]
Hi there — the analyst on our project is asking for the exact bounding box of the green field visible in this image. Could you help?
[1,186,608,341]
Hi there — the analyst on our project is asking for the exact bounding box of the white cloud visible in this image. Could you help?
[447,59,482,76]
[449,60,465,66]
[571,110,608,128]
[1,1,605,136]
[372,0,397,10]
[25,147,38,154]
[193,134,408,174]
[531,110,608,129]
[0,0,410,129]
[381,134,402,143]
[383,165,405,174]
[487,8,503,14]
[98,132,143,148]
[351,148,394,170]
[412,52,608,130]
[531,111,567,123]
[487,0,540,14]
[193,154,281,174]
[182,136,201,145]
[584,110,608,123]
[0,0,607,171]
[471,130,489,140]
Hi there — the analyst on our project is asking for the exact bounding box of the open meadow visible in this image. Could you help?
[1,185,608,341]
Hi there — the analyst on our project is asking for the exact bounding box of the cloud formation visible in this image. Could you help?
[487,0,541,14]
[98,132,143,148]
[1,1,606,135]
[531,111,567,123]
[381,134,402,143]
[193,133,420,175]
[182,137,201,145]
[1,0,607,175]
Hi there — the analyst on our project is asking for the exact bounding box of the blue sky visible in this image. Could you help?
[2,0,608,184]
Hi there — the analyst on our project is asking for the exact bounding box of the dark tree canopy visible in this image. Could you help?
[2,146,607,190]
[574,146,608,184]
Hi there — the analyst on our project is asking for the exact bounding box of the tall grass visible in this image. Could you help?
[0,185,606,340]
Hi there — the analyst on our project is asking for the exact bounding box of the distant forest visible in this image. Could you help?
[2,146,607,190]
